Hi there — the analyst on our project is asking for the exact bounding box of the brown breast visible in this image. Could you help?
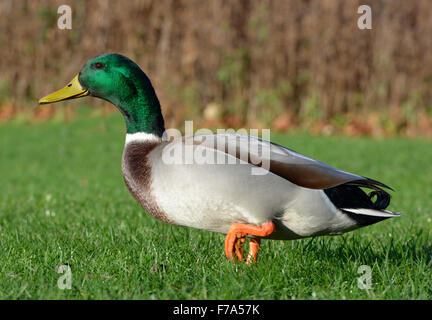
[122,141,172,224]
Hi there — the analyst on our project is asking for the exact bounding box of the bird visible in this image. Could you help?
[39,53,401,264]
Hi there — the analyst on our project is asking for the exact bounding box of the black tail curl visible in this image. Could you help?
[324,183,391,211]
[323,179,392,226]
[368,190,391,210]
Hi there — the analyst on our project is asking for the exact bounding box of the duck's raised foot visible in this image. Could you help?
[224,221,275,264]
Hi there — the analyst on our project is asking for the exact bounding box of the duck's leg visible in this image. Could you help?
[225,221,275,263]
[234,237,245,261]
[246,238,261,264]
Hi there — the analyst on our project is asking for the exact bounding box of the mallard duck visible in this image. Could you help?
[39,53,400,263]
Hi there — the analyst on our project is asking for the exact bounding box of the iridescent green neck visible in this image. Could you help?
[115,81,165,136]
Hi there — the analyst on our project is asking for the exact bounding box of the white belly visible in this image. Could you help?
[148,145,358,239]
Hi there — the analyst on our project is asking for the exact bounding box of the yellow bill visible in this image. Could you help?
[39,75,89,105]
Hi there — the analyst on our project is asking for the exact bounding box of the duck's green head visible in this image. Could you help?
[39,53,165,135]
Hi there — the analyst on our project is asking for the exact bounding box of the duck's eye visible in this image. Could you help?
[94,62,105,70]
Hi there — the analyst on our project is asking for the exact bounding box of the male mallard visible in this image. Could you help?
[39,53,400,263]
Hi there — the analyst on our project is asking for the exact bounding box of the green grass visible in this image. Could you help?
[0,108,431,299]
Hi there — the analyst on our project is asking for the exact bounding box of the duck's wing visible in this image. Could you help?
[180,133,391,191]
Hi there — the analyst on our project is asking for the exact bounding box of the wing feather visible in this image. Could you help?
[177,133,391,190]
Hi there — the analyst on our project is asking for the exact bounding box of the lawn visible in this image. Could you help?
[0,107,431,299]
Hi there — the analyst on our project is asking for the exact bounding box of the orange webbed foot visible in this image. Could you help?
[224,221,275,264]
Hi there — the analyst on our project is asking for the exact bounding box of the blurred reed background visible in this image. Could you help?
[1,0,432,136]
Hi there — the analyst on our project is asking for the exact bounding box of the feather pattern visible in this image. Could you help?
[121,132,400,239]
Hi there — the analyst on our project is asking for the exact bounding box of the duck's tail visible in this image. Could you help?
[324,179,402,226]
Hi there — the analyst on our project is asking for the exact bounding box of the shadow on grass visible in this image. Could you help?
[292,229,432,267]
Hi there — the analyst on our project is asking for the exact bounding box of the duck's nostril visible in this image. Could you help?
[67,84,72,87]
